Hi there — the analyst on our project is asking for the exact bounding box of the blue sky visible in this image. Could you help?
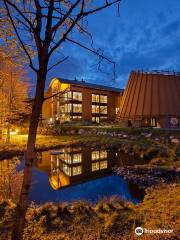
[29,0,180,90]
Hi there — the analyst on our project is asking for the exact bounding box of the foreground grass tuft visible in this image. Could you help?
[0,184,179,240]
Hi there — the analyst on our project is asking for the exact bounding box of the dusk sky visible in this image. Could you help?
[29,0,180,91]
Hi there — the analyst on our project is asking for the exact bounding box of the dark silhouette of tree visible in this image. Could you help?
[1,1,122,239]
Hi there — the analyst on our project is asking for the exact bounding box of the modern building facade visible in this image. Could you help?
[42,78,123,123]
[118,71,180,128]
[42,71,180,128]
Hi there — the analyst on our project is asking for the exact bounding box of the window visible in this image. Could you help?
[62,164,71,176]
[100,106,107,114]
[61,153,71,164]
[73,166,82,176]
[92,151,99,160]
[92,94,99,102]
[92,105,99,114]
[73,91,82,101]
[100,95,107,103]
[64,103,72,113]
[100,116,107,120]
[73,104,82,113]
[99,150,107,159]
[100,160,107,169]
[92,162,99,171]
[72,116,82,120]
[72,153,82,163]
[116,108,120,114]
[68,91,72,99]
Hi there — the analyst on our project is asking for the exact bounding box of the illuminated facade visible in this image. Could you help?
[42,78,123,123]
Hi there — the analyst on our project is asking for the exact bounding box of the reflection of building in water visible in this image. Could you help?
[37,147,116,190]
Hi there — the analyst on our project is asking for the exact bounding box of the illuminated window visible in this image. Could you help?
[92,105,99,113]
[92,162,99,171]
[73,91,82,101]
[62,164,71,176]
[100,160,107,169]
[92,151,99,160]
[63,103,72,113]
[100,95,107,103]
[92,94,99,102]
[72,153,82,163]
[92,117,100,123]
[73,166,82,176]
[100,106,107,114]
[99,150,107,159]
[116,108,120,114]
[72,116,82,120]
[61,153,71,164]
[67,91,72,99]
[73,104,82,113]
[100,116,107,120]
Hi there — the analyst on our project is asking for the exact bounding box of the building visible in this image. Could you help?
[118,71,180,128]
[42,78,123,123]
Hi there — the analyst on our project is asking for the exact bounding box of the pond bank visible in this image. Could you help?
[114,166,180,189]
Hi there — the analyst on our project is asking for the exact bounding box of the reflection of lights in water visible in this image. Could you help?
[49,170,70,190]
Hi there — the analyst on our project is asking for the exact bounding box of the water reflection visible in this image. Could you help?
[0,147,145,204]
[31,147,144,204]
[36,147,116,190]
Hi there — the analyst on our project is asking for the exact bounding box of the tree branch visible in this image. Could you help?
[82,0,122,17]
[47,56,69,71]
[3,1,37,73]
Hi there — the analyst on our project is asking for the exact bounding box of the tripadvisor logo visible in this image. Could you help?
[135,227,174,236]
[135,227,143,236]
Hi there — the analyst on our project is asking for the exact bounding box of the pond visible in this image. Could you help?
[0,146,145,204]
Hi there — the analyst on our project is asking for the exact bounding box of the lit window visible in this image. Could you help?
[100,160,107,169]
[63,103,72,113]
[92,162,99,171]
[73,91,82,101]
[116,108,120,114]
[99,150,107,159]
[61,153,72,164]
[67,91,72,99]
[100,116,107,120]
[92,151,99,160]
[92,94,99,102]
[72,166,82,176]
[100,106,107,114]
[100,95,107,103]
[92,105,99,113]
[72,153,82,163]
[62,164,71,176]
[73,104,82,113]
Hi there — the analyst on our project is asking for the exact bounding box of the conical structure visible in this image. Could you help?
[118,71,180,128]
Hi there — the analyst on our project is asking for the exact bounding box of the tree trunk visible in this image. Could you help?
[6,124,10,144]
[11,67,47,240]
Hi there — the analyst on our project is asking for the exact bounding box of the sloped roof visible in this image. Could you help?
[119,71,180,119]
[56,78,123,93]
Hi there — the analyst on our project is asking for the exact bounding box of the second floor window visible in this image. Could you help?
[73,91,82,101]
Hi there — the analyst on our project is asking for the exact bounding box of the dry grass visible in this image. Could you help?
[0,184,179,240]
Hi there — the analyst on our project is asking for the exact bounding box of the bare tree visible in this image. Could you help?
[1,1,122,239]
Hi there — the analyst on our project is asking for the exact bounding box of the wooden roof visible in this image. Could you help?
[119,71,180,119]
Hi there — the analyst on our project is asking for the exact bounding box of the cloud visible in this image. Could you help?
[45,0,180,90]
